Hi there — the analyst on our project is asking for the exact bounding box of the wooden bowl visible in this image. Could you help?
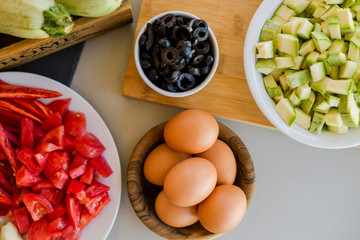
[126,121,255,239]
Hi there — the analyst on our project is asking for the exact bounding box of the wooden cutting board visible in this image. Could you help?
[122,0,273,128]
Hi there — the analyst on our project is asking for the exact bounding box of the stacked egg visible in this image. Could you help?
[143,109,247,234]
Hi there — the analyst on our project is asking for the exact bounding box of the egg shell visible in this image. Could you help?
[143,143,191,186]
[155,191,199,228]
[198,184,247,234]
[163,157,217,207]
[164,109,219,154]
[195,139,237,185]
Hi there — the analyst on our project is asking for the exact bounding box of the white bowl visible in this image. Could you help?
[134,11,219,98]
[244,0,360,149]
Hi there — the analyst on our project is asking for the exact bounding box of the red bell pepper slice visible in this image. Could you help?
[0,123,20,170]
[40,189,64,208]
[85,180,110,199]
[66,197,82,230]
[15,165,42,188]
[41,112,62,131]
[17,147,42,175]
[28,218,51,240]
[45,202,67,222]
[79,208,94,229]
[85,192,110,217]
[80,165,95,185]
[63,111,86,137]
[14,207,30,235]
[90,156,113,178]
[47,98,71,118]
[62,224,82,240]
[22,193,54,221]
[73,133,105,159]
[32,180,57,192]
[0,122,21,134]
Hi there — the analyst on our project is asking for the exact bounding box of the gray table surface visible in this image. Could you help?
[71,0,360,239]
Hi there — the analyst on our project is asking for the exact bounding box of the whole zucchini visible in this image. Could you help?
[55,0,122,17]
[0,0,73,39]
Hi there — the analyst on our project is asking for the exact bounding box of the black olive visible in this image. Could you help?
[158,38,171,48]
[188,67,200,76]
[153,19,166,37]
[147,69,159,83]
[176,16,185,26]
[204,55,214,66]
[200,66,210,75]
[140,52,152,69]
[174,27,192,41]
[161,47,180,66]
[177,73,195,91]
[145,23,155,50]
[165,70,181,83]
[167,82,180,92]
[159,65,169,76]
[187,19,197,31]
[161,14,176,28]
[194,41,210,55]
[176,40,192,57]
[139,32,147,48]
[193,27,209,42]
[171,58,186,70]
[152,44,161,69]
[193,20,208,30]
[191,55,204,66]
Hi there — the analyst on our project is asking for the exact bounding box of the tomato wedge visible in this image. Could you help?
[90,156,113,178]
[73,133,105,159]
[64,111,86,137]
[28,218,51,240]
[15,165,42,188]
[66,197,82,230]
[22,193,54,221]
[14,207,30,235]
[47,98,71,118]
[45,202,67,222]
[85,192,110,217]
[41,112,62,131]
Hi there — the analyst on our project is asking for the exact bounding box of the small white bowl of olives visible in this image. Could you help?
[134,11,219,98]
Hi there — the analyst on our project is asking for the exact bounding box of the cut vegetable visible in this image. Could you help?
[275,98,297,126]
[55,0,122,17]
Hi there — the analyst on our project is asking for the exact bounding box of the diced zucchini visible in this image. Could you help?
[274,4,297,20]
[339,60,359,78]
[260,19,282,41]
[325,108,344,126]
[289,90,302,105]
[297,18,315,39]
[282,20,302,35]
[311,31,333,52]
[324,0,344,3]
[320,4,340,20]
[337,8,355,34]
[338,92,359,127]
[271,15,288,25]
[279,73,290,91]
[271,69,285,81]
[299,39,316,56]
[324,93,341,107]
[313,3,331,18]
[256,41,275,59]
[295,107,312,129]
[305,51,320,66]
[276,56,296,69]
[329,65,339,79]
[276,34,300,56]
[291,56,305,70]
[342,0,356,8]
[326,51,347,65]
[256,58,277,75]
[327,124,349,134]
[347,36,360,61]
[286,69,312,88]
[275,98,297,126]
[314,93,331,113]
[296,83,312,100]
[311,77,330,94]
[263,74,283,97]
[310,61,327,82]
[328,39,349,53]
[327,78,353,94]
[327,16,342,39]
[309,111,326,134]
[284,0,311,14]
[301,90,316,113]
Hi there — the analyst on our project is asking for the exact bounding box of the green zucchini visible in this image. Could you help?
[0,0,73,39]
[55,0,122,17]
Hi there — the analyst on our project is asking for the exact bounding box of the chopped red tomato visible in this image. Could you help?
[80,165,95,185]
[16,147,42,175]
[66,197,82,230]
[47,216,68,237]
[32,180,57,192]
[43,151,70,179]
[28,218,51,240]
[85,192,110,217]
[62,224,82,240]
[0,187,12,206]
[15,165,42,188]
[45,202,67,222]
[33,152,49,168]
[41,112,62,131]
[64,111,86,137]
[47,98,71,118]
[50,168,69,190]
[22,193,54,221]
[85,180,110,199]
[69,153,88,179]
[38,125,65,148]
[0,170,12,194]
[79,208,93,229]
[90,156,113,178]
[14,207,30,235]
[73,133,105,159]
[20,118,34,149]
[40,189,64,208]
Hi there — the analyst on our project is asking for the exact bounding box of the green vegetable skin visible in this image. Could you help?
[0,0,73,39]
[55,0,122,17]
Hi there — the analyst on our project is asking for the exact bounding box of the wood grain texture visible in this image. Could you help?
[122,0,273,128]
[126,121,255,240]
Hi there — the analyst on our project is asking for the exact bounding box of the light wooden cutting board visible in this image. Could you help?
[122,0,273,128]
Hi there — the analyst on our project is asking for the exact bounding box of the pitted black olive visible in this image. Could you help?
[139,32,147,48]
[177,73,195,91]
[145,23,155,50]
[187,19,197,31]
[158,38,171,48]
[165,70,181,83]
[176,16,185,26]
[153,19,166,37]
[194,41,210,55]
[174,27,192,41]
[161,14,176,28]
[176,40,192,57]
[140,52,152,69]
[193,20,208,30]
[147,69,159,83]
[200,66,210,75]
[204,55,214,66]
[152,44,161,69]
[193,27,209,42]
[191,55,204,66]
[167,82,181,92]
[161,47,180,66]
[171,58,186,70]
[188,67,200,76]
[159,65,169,76]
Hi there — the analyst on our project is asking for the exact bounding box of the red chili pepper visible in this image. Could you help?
[0,100,43,123]
[0,124,20,171]
[0,84,62,98]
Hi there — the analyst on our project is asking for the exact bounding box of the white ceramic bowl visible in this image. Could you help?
[244,0,360,149]
[134,11,219,98]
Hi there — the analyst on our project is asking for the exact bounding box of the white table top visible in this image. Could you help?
[71,0,360,239]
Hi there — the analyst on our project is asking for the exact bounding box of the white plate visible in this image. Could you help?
[244,0,360,149]
[0,72,121,240]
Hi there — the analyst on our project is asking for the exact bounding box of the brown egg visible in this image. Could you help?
[143,143,191,186]
[164,109,219,154]
[195,139,237,185]
[198,185,247,234]
[155,191,199,228]
[163,157,217,207]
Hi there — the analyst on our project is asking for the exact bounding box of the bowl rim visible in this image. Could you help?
[126,121,255,239]
[244,0,360,149]
[134,11,219,98]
